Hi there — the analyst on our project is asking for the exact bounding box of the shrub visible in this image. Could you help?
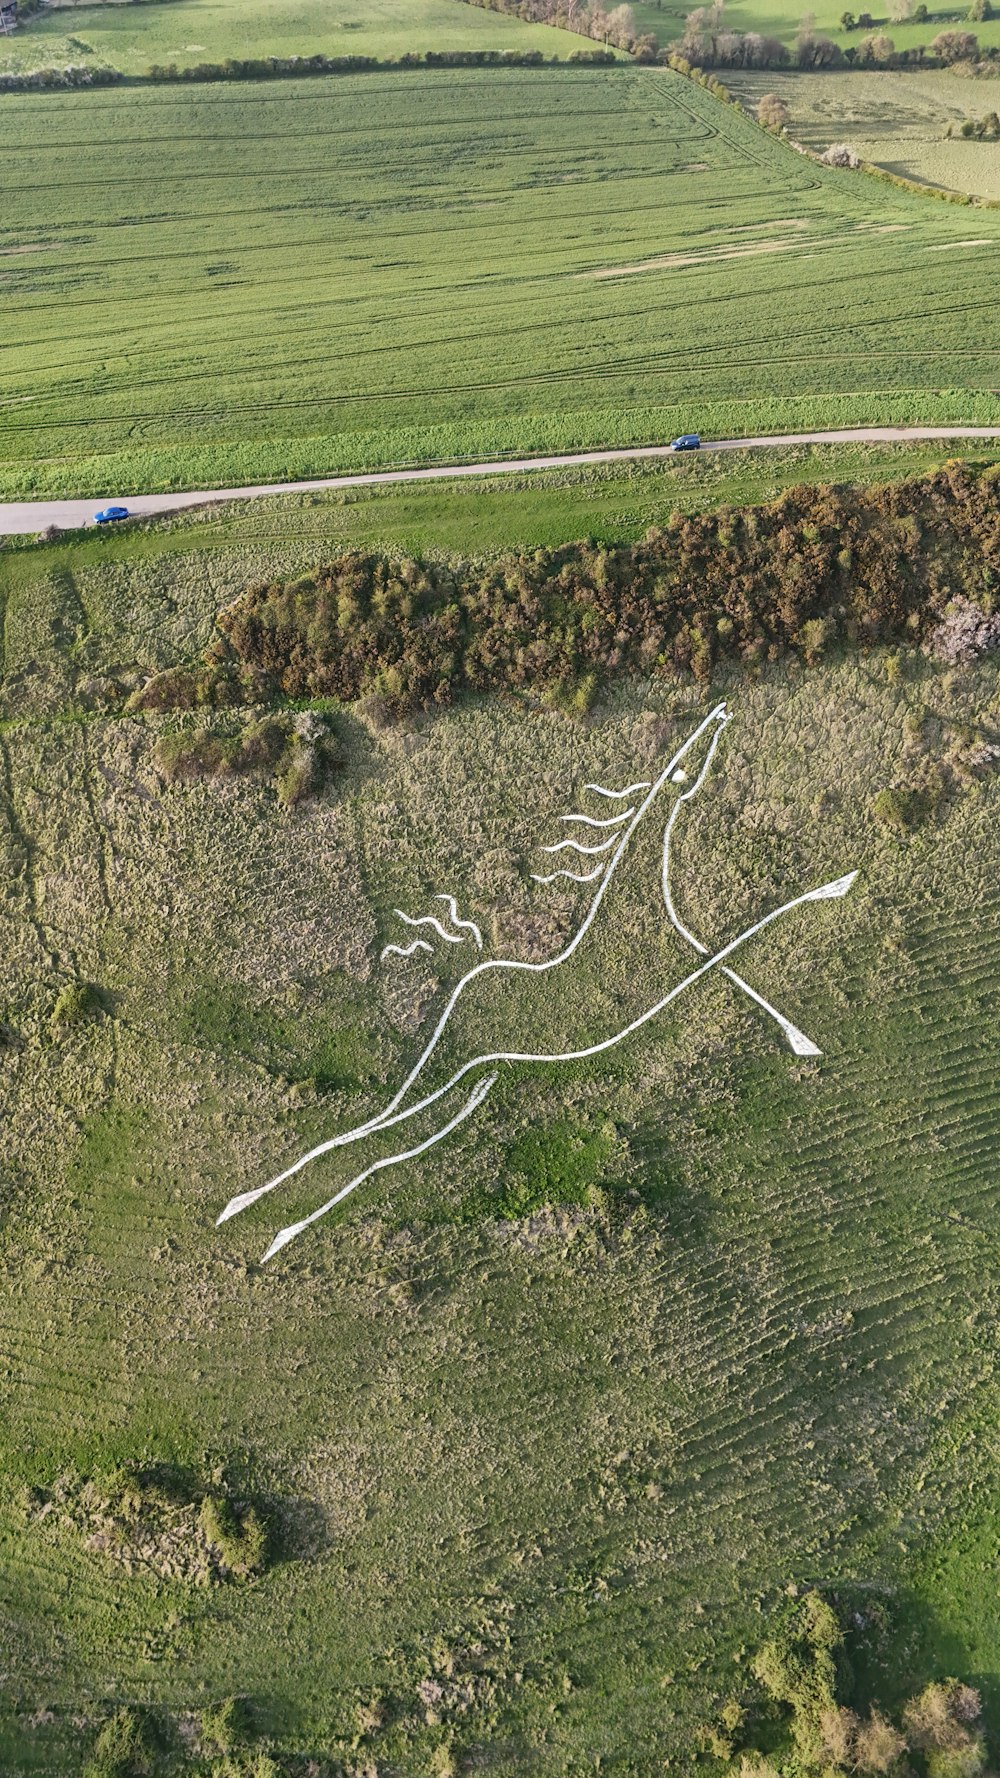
[83,1710,147,1778]
[873,785,932,831]
[929,596,1000,662]
[854,1707,907,1773]
[904,1681,983,1753]
[757,91,790,126]
[822,141,862,165]
[820,1704,859,1765]
[50,979,102,1035]
[198,1495,268,1578]
[932,28,979,56]
[128,465,1000,722]
[153,713,338,806]
[199,1696,251,1757]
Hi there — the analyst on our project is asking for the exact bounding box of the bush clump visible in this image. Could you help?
[152,711,338,806]
[83,1709,147,1778]
[50,979,103,1036]
[822,142,861,167]
[711,1590,991,1776]
[28,1464,271,1587]
[929,595,1000,663]
[198,1495,268,1579]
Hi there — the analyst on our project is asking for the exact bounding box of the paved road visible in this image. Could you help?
[2,426,999,536]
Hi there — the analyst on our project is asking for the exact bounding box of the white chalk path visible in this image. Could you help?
[660,716,823,1057]
[218,703,856,1260]
[261,1073,499,1262]
[380,938,433,962]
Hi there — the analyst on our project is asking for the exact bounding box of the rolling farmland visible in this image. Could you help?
[729,67,1000,199]
[0,0,578,75]
[2,66,1000,501]
[628,0,1000,54]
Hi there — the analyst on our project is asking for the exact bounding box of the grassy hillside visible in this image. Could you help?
[3,66,1000,501]
[3,495,1000,1773]
[0,0,577,75]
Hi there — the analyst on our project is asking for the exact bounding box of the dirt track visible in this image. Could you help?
[2,426,999,536]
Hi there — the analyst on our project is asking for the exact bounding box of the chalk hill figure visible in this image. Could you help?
[218,703,857,1260]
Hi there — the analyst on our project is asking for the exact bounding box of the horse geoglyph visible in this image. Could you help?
[219,703,857,1260]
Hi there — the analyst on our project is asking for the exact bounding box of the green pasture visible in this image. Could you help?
[4,511,1000,1769]
[0,0,576,75]
[729,66,1000,196]
[3,66,1000,502]
[631,0,1000,54]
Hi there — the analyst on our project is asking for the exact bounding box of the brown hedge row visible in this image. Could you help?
[133,463,1000,719]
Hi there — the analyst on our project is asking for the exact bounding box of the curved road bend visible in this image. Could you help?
[2,426,1000,536]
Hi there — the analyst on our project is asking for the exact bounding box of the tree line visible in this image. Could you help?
[458,0,661,56]
[677,0,989,67]
[130,462,1000,722]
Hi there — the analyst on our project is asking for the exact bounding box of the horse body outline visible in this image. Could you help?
[218,702,857,1260]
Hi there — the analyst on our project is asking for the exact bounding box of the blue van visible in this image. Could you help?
[669,434,701,452]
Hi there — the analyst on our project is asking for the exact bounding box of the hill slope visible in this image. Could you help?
[3,512,1000,1772]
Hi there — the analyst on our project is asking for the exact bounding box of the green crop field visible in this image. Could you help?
[0,0,577,75]
[729,67,1000,198]
[3,65,1000,504]
[5,500,1000,1773]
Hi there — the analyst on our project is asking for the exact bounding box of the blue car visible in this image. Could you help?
[669,434,701,452]
[94,505,130,524]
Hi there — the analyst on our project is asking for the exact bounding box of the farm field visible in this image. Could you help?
[3,67,1000,502]
[0,0,578,75]
[5,498,1000,1771]
[729,67,1000,198]
[629,0,1000,54]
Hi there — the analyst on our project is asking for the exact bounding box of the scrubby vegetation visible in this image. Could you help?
[701,1591,991,1776]
[132,465,1000,719]
[26,1464,271,1587]
[50,978,104,1036]
[150,712,339,807]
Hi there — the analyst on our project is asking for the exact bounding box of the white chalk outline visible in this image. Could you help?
[260,1073,499,1262]
[586,780,652,799]
[530,862,608,886]
[660,716,822,1057]
[380,938,433,963]
[434,894,483,950]
[560,809,634,829]
[394,909,466,945]
[541,836,618,857]
[218,702,857,1259]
